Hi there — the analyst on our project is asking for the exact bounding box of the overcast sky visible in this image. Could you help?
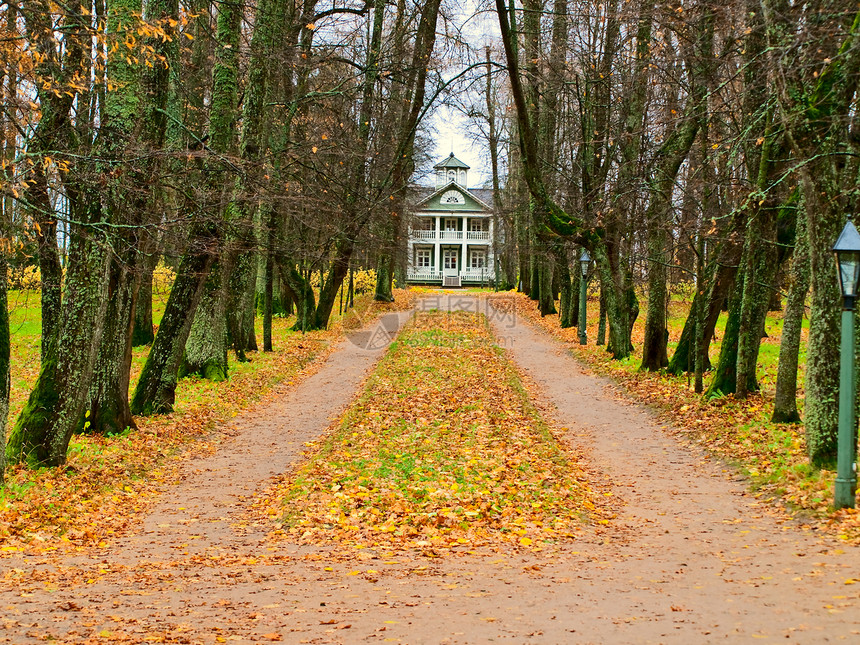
[418,1,501,189]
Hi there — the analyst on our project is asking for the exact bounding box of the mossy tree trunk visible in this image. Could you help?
[0,3,15,477]
[762,0,860,464]
[597,288,607,346]
[281,262,318,332]
[0,251,8,478]
[131,233,216,415]
[537,246,556,316]
[8,0,149,462]
[226,0,286,358]
[801,174,843,465]
[263,208,276,351]
[226,242,258,362]
[180,0,240,380]
[80,263,138,435]
[557,244,575,328]
[374,252,395,302]
[772,202,809,423]
[182,261,229,381]
[131,0,232,415]
[84,0,178,435]
[7,196,111,465]
[132,259,156,346]
[707,264,745,397]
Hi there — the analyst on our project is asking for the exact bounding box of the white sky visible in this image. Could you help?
[419,1,501,189]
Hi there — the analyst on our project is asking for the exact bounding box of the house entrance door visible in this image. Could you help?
[443,249,458,277]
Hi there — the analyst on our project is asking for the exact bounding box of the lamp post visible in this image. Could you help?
[832,216,860,509]
[578,250,591,345]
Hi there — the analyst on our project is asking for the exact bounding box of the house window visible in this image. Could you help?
[444,218,458,231]
[415,248,431,269]
[470,250,486,269]
[417,218,433,230]
[469,219,486,232]
[443,249,458,270]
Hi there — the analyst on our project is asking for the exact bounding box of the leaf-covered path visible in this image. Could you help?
[3,296,860,643]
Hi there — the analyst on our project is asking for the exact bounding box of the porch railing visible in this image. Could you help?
[461,268,496,282]
[407,269,443,282]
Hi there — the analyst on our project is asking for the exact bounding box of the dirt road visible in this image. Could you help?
[2,297,859,644]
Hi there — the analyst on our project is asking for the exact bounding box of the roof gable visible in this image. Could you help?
[415,182,492,213]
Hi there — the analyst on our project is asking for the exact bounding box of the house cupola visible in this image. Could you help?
[434,152,470,189]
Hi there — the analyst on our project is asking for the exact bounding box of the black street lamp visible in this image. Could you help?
[832,215,860,509]
[578,250,591,345]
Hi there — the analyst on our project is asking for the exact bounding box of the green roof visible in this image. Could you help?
[433,152,470,170]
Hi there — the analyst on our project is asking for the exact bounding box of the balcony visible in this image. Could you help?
[440,230,463,241]
[466,231,490,241]
[412,230,436,240]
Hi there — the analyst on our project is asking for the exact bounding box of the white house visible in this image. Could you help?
[406,153,496,287]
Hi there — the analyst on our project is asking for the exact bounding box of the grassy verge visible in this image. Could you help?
[496,291,858,541]
[264,309,607,554]
[0,289,416,554]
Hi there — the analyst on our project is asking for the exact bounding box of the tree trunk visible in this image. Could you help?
[374,252,395,302]
[801,178,842,464]
[666,251,737,375]
[280,262,318,332]
[177,0,241,379]
[538,252,556,316]
[132,259,155,346]
[7,202,111,465]
[762,0,860,464]
[694,233,706,394]
[227,244,258,361]
[263,247,274,351]
[707,264,745,397]
[772,204,809,423]
[640,221,671,371]
[516,204,531,295]
[639,36,708,370]
[182,260,229,381]
[556,244,574,328]
[130,230,217,415]
[0,244,9,479]
[35,189,63,362]
[315,237,354,328]
[597,288,607,346]
[80,261,138,435]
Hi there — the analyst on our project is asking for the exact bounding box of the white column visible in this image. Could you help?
[435,217,441,275]
[461,215,468,276]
